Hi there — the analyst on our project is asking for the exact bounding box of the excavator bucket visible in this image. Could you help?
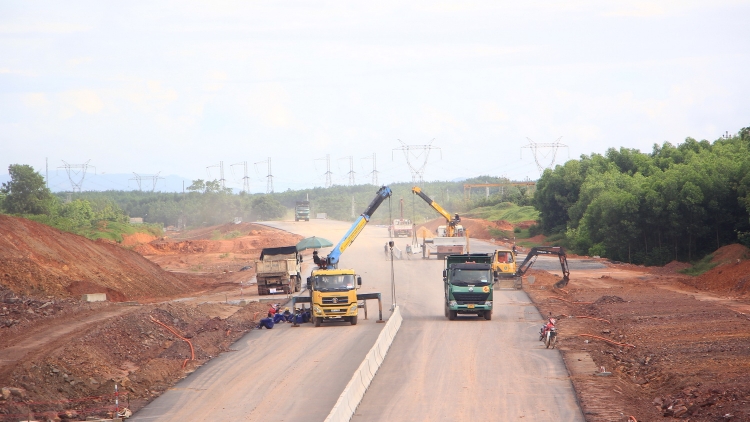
[553,277,569,289]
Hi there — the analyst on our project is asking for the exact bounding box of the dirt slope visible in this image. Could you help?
[0,215,191,302]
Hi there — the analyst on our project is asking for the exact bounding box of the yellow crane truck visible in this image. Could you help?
[303,186,392,327]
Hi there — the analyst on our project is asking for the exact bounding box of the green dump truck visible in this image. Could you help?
[443,253,494,320]
[295,201,310,221]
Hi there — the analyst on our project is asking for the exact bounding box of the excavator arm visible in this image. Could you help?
[324,186,392,268]
[515,246,570,288]
[412,186,461,236]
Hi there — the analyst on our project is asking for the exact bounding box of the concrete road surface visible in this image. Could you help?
[131,220,396,422]
[132,219,585,421]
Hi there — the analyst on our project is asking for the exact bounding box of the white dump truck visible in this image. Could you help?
[254,246,302,295]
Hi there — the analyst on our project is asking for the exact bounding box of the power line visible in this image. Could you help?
[361,153,379,185]
[339,156,355,186]
[230,161,250,193]
[521,137,569,175]
[315,154,332,188]
[130,172,164,192]
[254,157,273,193]
[206,161,226,189]
[58,160,95,192]
[392,139,441,185]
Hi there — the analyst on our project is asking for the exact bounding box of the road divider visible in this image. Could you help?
[325,306,403,422]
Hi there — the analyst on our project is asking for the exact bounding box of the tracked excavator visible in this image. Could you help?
[513,246,570,289]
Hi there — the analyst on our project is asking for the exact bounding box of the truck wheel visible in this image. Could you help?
[314,316,322,327]
[444,304,449,318]
[484,310,492,321]
[350,314,358,325]
[449,310,457,321]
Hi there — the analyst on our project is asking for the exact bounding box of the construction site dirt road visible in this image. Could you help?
[2,214,750,421]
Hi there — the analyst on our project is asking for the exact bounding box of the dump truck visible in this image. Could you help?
[444,253,494,320]
[389,198,414,238]
[492,247,520,289]
[305,186,392,326]
[295,201,310,221]
[254,246,302,295]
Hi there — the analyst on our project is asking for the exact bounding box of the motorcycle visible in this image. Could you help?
[539,321,557,349]
[544,326,557,349]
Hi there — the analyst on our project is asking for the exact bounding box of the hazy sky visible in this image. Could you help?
[2,1,749,193]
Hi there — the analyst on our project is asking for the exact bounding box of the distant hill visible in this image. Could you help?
[0,172,192,193]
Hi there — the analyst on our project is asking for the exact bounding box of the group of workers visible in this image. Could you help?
[257,303,312,329]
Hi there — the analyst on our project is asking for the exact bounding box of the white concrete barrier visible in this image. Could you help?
[324,306,403,422]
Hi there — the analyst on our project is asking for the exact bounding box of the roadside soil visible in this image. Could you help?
[525,246,750,421]
[4,213,750,421]
[0,216,301,421]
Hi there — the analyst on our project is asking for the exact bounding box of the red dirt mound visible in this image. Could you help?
[684,259,750,296]
[121,232,157,246]
[649,260,692,275]
[0,215,193,301]
[710,243,750,264]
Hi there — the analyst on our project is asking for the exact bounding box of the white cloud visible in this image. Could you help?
[61,90,104,115]
[0,23,92,34]
[21,93,50,109]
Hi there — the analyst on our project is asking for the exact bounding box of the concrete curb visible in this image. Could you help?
[324,306,403,422]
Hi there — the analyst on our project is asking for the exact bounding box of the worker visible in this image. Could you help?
[258,312,275,329]
[313,250,323,267]
[273,312,286,324]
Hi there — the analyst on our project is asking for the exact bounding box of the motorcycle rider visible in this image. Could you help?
[539,317,556,341]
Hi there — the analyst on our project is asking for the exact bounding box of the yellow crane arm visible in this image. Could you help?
[411,186,453,224]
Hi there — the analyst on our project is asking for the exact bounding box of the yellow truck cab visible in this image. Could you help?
[492,248,520,289]
[307,269,361,326]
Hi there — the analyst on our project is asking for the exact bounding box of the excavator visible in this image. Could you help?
[411,186,463,237]
[295,186,392,327]
[412,187,467,259]
[513,246,570,289]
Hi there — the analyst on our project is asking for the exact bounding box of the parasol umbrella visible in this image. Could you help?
[296,236,334,251]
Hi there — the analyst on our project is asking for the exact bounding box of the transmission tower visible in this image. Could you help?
[392,139,441,184]
[339,156,355,186]
[206,161,226,189]
[58,160,95,192]
[521,137,569,175]
[361,153,379,185]
[130,172,164,192]
[231,161,250,193]
[315,154,333,188]
[254,158,273,193]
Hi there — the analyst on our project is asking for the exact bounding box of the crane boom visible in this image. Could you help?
[412,186,461,237]
[325,186,392,268]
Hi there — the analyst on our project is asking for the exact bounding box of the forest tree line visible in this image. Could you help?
[533,126,750,265]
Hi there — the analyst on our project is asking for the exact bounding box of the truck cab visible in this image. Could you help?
[307,269,362,326]
[443,254,493,320]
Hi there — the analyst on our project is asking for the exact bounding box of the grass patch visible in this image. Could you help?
[488,228,512,239]
[464,202,539,223]
[680,254,719,276]
[224,230,243,239]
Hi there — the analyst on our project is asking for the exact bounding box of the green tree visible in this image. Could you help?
[251,195,286,220]
[0,164,55,215]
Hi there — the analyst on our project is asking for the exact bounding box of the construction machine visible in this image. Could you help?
[412,187,466,259]
[389,198,413,238]
[254,246,302,295]
[492,247,519,289]
[294,200,310,221]
[514,246,570,289]
[301,186,392,327]
[443,253,494,320]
